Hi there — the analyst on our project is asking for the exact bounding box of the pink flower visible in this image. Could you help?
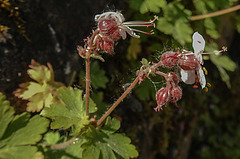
[94,11,157,54]
[95,11,157,39]
[179,32,206,89]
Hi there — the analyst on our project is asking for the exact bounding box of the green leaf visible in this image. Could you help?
[129,0,144,10]
[44,132,60,145]
[135,79,156,101]
[156,17,174,35]
[127,38,142,61]
[0,93,14,139]
[0,146,43,159]
[6,115,49,146]
[80,61,109,89]
[174,19,193,45]
[14,60,64,112]
[28,59,52,83]
[91,92,109,120]
[0,93,49,159]
[204,18,220,39]
[210,53,236,88]
[155,2,193,45]
[210,54,237,72]
[41,87,97,133]
[82,117,139,159]
[139,0,167,14]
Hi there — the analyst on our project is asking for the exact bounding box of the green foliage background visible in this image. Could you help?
[1,0,240,159]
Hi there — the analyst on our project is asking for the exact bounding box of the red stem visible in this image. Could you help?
[84,30,100,116]
[97,76,140,126]
[85,57,90,116]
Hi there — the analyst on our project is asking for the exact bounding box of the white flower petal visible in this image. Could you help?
[192,32,205,65]
[192,32,205,53]
[95,11,124,23]
[180,69,195,84]
[197,67,206,89]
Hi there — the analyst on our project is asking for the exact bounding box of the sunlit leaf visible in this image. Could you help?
[28,59,52,83]
[41,87,97,133]
[0,93,14,139]
[14,60,64,112]
[82,117,138,159]
[0,93,49,159]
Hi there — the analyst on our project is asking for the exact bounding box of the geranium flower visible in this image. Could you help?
[179,32,206,89]
[95,11,157,40]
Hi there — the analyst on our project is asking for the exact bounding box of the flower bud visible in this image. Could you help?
[155,87,170,111]
[170,86,182,103]
[160,51,179,68]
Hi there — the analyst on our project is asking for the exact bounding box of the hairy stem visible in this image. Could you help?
[85,57,90,116]
[97,76,140,126]
[84,30,100,116]
[190,4,240,21]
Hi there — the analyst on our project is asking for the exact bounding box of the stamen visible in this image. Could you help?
[207,82,211,87]
[203,67,208,75]
[123,16,158,28]
[204,87,208,92]
[131,28,154,35]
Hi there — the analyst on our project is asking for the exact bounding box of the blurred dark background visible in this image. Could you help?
[1,0,240,158]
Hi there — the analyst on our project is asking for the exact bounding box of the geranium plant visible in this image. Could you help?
[0,9,229,159]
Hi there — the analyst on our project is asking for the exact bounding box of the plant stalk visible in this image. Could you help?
[190,4,240,21]
[85,57,90,116]
[97,76,140,126]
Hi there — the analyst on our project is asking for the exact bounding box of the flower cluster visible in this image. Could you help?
[154,32,210,111]
[160,32,207,89]
[93,11,157,55]
[154,72,182,111]
[77,11,225,113]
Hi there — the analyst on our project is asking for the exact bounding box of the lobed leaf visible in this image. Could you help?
[82,117,138,159]
[14,60,64,112]
[139,0,167,14]
[0,93,14,139]
[0,93,49,159]
[41,87,97,133]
